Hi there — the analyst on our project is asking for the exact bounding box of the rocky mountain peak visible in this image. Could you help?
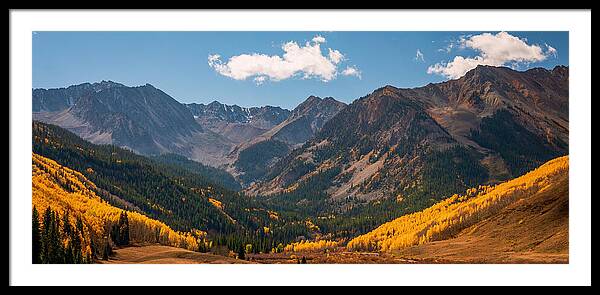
[552,65,569,79]
[291,95,345,118]
[186,101,290,126]
[94,80,125,88]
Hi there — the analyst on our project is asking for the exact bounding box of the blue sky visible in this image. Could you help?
[32,31,568,110]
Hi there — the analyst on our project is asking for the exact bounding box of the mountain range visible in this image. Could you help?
[32,65,568,207]
[247,65,568,206]
[33,82,346,185]
[33,81,233,167]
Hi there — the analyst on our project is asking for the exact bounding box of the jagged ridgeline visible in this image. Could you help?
[32,121,254,233]
[32,153,206,263]
[347,156,569,252]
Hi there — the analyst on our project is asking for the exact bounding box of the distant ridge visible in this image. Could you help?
[228,95,346,186]
[185,101,291,144]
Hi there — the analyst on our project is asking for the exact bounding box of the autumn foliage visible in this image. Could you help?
[284,239,339,252]
[32,153,207,260]
[347,156,569,252]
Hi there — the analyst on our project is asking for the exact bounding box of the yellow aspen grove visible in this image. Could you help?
[32,153,206,254]
[347,156,569,252]
[284,239,339,252]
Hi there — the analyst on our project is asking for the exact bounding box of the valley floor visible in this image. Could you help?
[100,245,567,264]
[98,244,253,264]
[248,251,419,264]
[100,246,421,264]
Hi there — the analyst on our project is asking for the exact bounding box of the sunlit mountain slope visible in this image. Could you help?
[347,156,568,261]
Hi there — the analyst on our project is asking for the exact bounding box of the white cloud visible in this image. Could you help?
[312,35,326,43]
[208,54,221,64]
[438,42,454,53]
[208,35,358,84]
[546,43,558,58]
[427,55,487,79]
[328,48,344,64]
[428,32,553,79]
[253,76,267,85]
[415,49,424,62]
[341,66,361,79]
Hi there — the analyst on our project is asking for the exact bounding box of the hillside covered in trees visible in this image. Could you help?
[32,121,331,259]
[33,121,237,233]
[32,153,206,263]
[347,156,569,257]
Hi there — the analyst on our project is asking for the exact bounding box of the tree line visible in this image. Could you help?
[32,206,92,264]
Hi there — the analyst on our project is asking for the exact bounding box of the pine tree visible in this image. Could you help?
[64,241,74,264]
[73,217,85,263]
[89,235,97,261]
[69,229,82,264]
[118,211,130,246]
[42,207,64,263]
[50,209,64,263]
[42,207,52,263]
[110,223,119,246]
[102,236,111,261]
[32,207,42,264]
[62,210,72,237]
[237,244,245,260]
